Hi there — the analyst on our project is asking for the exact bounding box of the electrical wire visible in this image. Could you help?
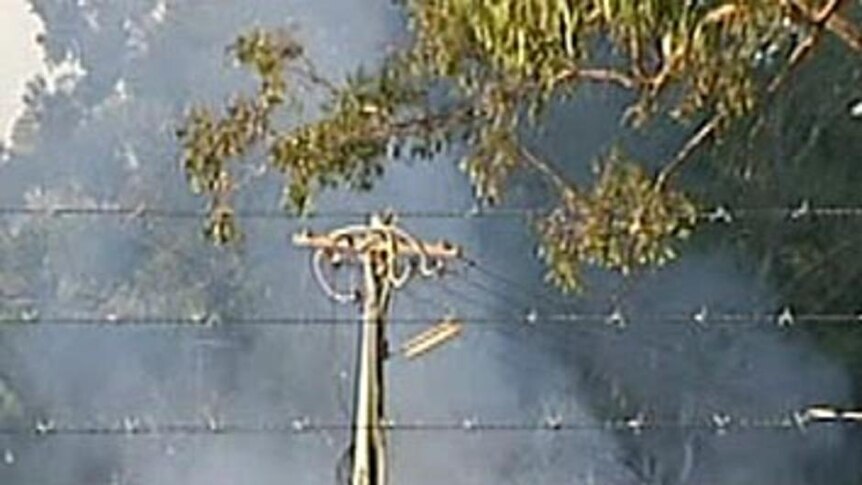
[0,308,859,327]
[0,206,538,220]
[0,406,858,436]
[399,279,587,379]
[3,202,862,221]
[459,256,573,309]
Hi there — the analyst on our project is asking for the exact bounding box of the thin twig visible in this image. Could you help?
[297,54,340,95]
[572,68,638,90]
[656,115,724,188]
[769,0,847,94]
[767,32,821,94]
[549,64,639,90]
[752,0,854,139]
[518,145,573,194]
[787,0,862,54]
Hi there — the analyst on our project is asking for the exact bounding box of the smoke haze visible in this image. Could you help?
[0,1,857,484]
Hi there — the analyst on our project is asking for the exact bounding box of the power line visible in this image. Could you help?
[3,202,862,221]
[460,256,572,308]
[431,274,704,361]
[453,272,539,314]
[404,275,609,379]
[1,308,858,328]
[0,206,538,220]
[1,407,859,437]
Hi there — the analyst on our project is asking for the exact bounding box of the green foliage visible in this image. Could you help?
[537,149,697,291]
[460,125,520,204]
[692,35,862,397]
[179,29,428,230]
[269,63,424,213]
[408,0,791,123]
[178,1,861,289]
[410,0,586,85]
[179,29,299,243]
[593,1,785,121]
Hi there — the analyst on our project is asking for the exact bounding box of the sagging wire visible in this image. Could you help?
[427,272,617,374]
[312,248,358,304]
[400,280,582,379]
[303,213,452,305]
[459,255,573,309]
[434,265,610,363]
[307,221,373,303]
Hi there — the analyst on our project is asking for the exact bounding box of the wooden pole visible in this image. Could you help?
[293,214,460,485]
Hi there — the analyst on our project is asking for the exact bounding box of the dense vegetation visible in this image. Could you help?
[180,0,862,291]
[178,0,862,408]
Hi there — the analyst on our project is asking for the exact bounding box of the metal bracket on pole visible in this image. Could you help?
[293,213,461,485]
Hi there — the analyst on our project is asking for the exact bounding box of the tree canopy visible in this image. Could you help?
[178,0,862,291]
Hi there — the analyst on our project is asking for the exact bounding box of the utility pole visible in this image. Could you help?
[293,213,461,485]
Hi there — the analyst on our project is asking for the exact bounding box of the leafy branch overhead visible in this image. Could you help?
[538,149,697,291]
[178,0,862,289]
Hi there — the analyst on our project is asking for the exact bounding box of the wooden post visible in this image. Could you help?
[293,213,460,485]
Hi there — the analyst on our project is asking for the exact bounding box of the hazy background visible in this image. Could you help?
[0,0,44,146]
[0,1,858,484]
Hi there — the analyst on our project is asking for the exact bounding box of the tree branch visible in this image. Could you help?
[787,0,862,54]
[518,145,573,194]
[553,66,639,90]
[573,68,638,90]
[767,32,820,94]
[656,115,723,188]
[288,55,340,96]
[769,0,850,93]
[752,0,854,139]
